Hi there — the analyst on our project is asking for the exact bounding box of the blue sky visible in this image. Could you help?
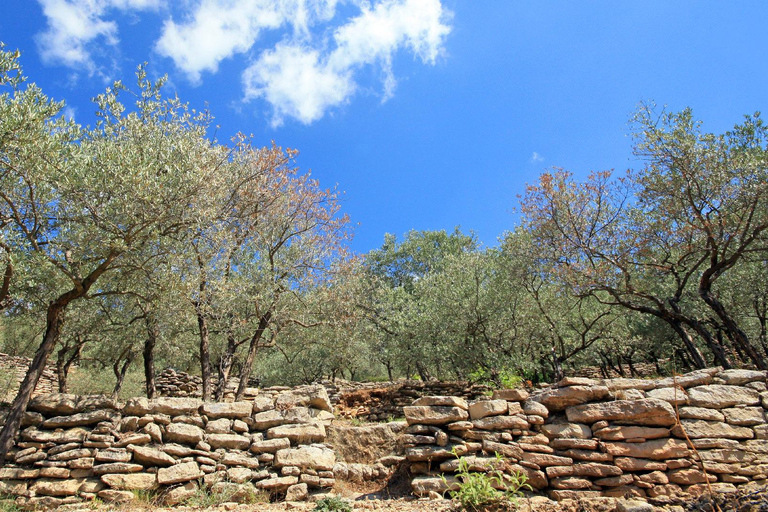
[1,1,766,253]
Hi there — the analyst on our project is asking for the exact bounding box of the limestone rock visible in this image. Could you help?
[267,423,325,443]
[98,489,136,503]
[165,422,204,444]
[412,396,469,409]
[157,461,204,485]
[532,385,610,411]
[604,439,691,459]
[594,426,670,441]
[101,472,158,490]
[205,418,232,433]
[41,409,118,428]
[163,481,198,505]
[255,475,299,490]
[541,422,592,439]
[491,388,529,401]
[130,445,177,466]
[403,405,469,425]
[200,402,253,419]
[472,414,528,431]
[252,410,286,430]
[678,406,725,422]
[30,478,85,496]
[286,482,308,501]
[251,437,291,454]
[646,387,688,405]
[468,399,508,420]
[671,420,754,439]
[92,463,144,475]
[406,444,467,461]
[718,369,766,386]
[722,407,765,426]
[274,445,336,471]
[523,400,549,418]
[207,433,251,450]
[566,398,676,426]
[687,385,760,409]
[412,475,460,495]
[28,394,79,415]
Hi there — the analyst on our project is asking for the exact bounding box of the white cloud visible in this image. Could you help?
[155,0,340,83]
[36,0,162,73]
[243,43,354,127]
[530,152,544,163]
[244,0,452,125]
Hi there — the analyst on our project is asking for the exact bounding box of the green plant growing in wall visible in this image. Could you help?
[446,451,531,511]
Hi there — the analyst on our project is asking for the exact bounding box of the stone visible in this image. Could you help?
[274,445,335,471]
[227,467,253,483]
[523,400,549,418]
[614,457,667,471]
[95,448,131,463]
[157,461,204,485]
[468,400,508,420]
[286,482,308,501]
[671,420,754,439]
[39,467,70,478]
[604,378,657,391]
[596,474,634,487]
[98,489,136,503]
[205,418,232,434]
[41,409,118,429]
[472,414,529,431]
[594,426,670,441]
[21,426,87,443]
[617,500,653,512]
[491,388,529,401]
[28,393,79,415]
[0,479,27,495]
[207,433,251,450]
[532,385,610,411]
[143,422,163,443]
[251,437,291,454]
[124,397,202,416]
[275,385,332,412]
[163,481,198,505]
[718,369,766,385]
[115,432,152,447]
[604,439,691,459]
[655,367,721,388]
[130,445,177,466]
[566,399,676,426]
[403,406,469,425]
[646,387,688,405]
[412,475,460,495]
[0,468,39,479]
[255,475,299,490]
[482,440,524,460]
[571,462,623,477]
[165,423,205,444]
[101,472,158,490]
[687,385,760,409]
[267,423,326,443]
[521,452,573,467]
[406,444,467,461]
[550,438,598,450]
[722,407,765,426]
[30,478,84,496]
[412,396,469,409]
[48,448,94,461]
[541,422,592,439]
[220,452,259,468]
[667,468,716,484]
[551,476,592,489]
[252,410,286,430]
[201,402,253,419]
[613,389,646,400]
[252,395,275,413]
[678,406,725,421]
[92,463,144,475]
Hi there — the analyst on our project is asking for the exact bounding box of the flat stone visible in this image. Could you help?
[200,402,253,419]
[207,433,251,450]
[532,385,610,411]
[551,476,592,489]
[92,463,144,475]
[98,489,136,503]
[468,399,508,420]
[603,378,657,391]
[412,396,469,409]
[163,481,198,505]
[655,367,721,389]
[523,400,549,418]
[41,409,118,428]
[646,387,688,405]
[124,397,202,416]
[472,414,529,431]
[205,418,232,433]
[114,432,151,447]
[617,499,654,512]
[274,446,335,471]
[143,422,163,442]
[28,394,79,415]
[101,473,158,490]
[48,448,94,461]
[403,405,469,425]
[406,444,467,461]
[165,422,205,444]
[0,468,39,479]
[614,457,667,471]
[604,439,691,459]
[251,437,291,454]
[220,452,259,468]
[566,399,676,426]
[267,423,325,443]
[722,407,765,426]
[491,388,529,401]
[571,462,622,477]
[157,461,204,485]
[613,389,646,400]
[687,385,760,409]
[541,422,592,439]
[275,385,332,412]
[482,440,524,460]
[412,475,460,495]
[671,420,754,439]
[594,426,670,441]
[718,369,767,385]
[95,448,131,463]
[678,406,725,421]
[21,426,87,443]
[130,445,177,466]
[522,452,573,467]
[668,468,716,485]
[30,478,85,496]
[255,475,299,490]
[252,410,286,430]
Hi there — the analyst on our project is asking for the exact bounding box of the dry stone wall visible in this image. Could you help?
[0,353,58,403]
[405,367,768,501]
[0,385,337,509]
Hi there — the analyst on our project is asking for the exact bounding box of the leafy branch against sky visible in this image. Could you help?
[34,0,452,126]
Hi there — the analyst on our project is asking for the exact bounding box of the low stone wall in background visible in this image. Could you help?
[0,385,337,509]
[405,367,768,501]
[0,353,58,403]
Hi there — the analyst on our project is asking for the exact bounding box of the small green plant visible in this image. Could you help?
[0,495,21,512]
[312,495,353,512]
[468,367,524,390]
[446,451,531,511]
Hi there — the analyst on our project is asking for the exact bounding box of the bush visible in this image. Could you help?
[313,495,353,512]
[447,453,531,511]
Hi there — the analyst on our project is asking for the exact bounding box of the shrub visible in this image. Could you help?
[313,495,353,512]
[447,452,531,511]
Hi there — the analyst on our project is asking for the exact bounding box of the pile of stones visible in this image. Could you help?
[0,385,337,509]
[405,367,768,501]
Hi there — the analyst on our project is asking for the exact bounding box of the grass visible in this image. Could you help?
[445,452,531,512]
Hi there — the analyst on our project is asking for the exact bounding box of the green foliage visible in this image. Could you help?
[183,481,267,507]
[0,495,20,512]
[312,495,353,512]
[447,453,530,511]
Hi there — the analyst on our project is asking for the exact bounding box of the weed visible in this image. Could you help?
[446,451,531,511]
[0,495,21,512]
[312,495,353,512]
[184,480,268,507]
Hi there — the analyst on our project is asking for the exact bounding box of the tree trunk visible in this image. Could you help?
[701,288,766,369]
[235,311,271,401]
[143,314,158,399]
[196,307,212,401]
[214,331,238,401]
[0,302,65,462]
[56,336,85,393]
[667,320,708,369]
[112,351,134,399]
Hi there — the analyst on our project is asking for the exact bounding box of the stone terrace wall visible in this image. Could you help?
[0,385,337,509]
[0,353,58,403]
[405,367,768,501]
